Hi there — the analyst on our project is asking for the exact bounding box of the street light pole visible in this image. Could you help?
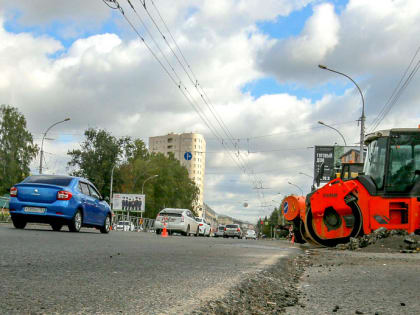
[318,65,365,163]
[299,172,314,179]
[141,175,159,219]
[318,121,347,146]
[109,165,116,208]
[288,181,304,195]
[39,118,70,174]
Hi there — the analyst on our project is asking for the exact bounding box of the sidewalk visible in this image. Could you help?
[286,248,420,314]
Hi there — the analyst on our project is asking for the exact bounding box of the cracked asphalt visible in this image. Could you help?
[0,224,299,314]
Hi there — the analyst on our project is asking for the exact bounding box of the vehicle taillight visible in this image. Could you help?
[57,191,72,200]
[224,227,227,231]
[199,223,203,226]
[237,228,240,232]
[10,187,17,197]
[181,216,184,222]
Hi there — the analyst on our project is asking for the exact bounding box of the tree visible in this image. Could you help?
[0,105,38,194]
[67,128,125,198]
[122,137,149,162]
[69,128,199,218]
[117,152,199,218]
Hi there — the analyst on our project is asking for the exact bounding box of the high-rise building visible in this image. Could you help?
[148,132,206,216]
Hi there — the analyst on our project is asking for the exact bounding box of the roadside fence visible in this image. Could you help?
[0,196,11,223]
[112,213,155,232]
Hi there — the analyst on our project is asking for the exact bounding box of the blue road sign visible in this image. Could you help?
[283,202,289,214]
[184,152,192,160]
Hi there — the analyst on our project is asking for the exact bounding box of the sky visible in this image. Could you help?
[1,0,420,223]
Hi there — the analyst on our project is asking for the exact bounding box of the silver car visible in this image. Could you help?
[224,224,243,239]
[214,225,225,237]
[154,208,199,236]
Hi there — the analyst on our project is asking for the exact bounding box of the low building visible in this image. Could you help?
[340,149,360,163]
[217,214,233,226]
[202,203,217,231]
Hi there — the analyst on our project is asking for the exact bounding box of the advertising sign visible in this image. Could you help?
[112,193,145,212]
[314,146,335,183]
[314,146,361,183]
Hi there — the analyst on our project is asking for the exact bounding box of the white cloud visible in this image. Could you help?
[259,3,340,83]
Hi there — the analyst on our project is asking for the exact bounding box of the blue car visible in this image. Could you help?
[9,175,112,233]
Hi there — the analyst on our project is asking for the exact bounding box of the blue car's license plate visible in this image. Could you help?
[24,207,46,213]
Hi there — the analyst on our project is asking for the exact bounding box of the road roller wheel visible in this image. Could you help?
[304,199,363,247]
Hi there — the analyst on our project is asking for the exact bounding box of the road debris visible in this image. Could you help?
[335,228,420,253]
[191,253,309,315]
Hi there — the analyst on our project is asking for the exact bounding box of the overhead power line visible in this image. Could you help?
[137,0,252,180]
[369,45,420,132]
[102,0,267,206]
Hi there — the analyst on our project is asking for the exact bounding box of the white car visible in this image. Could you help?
[154,208,199,236]
[195,217,211,237]
[115,220,134,232]
[245,230,257,240]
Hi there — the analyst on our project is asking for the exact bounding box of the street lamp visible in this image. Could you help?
[109,165,116,208]
[141,174,159,194]
[288,181,303,195]
[318,64,365,162]
[318,121,347,146]
[299,172,313,179]
[39,118,70,174]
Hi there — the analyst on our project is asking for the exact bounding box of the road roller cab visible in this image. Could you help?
[336,162,364,181]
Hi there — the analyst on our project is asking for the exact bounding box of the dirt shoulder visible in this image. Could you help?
[286,247,420,315]
[190,246,309,315]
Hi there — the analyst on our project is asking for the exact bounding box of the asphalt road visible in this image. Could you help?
[286,249,420,315]
[0,224,298,314]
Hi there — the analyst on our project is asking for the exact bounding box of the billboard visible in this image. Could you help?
[314,146,335,183]
[112,193,145,212]
[314,146,361,183]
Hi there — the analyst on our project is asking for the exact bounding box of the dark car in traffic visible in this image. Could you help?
[9,175,112,233]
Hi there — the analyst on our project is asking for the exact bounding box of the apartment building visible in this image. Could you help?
[148,132,206,216]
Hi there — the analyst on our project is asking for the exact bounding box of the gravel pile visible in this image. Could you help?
[190,253,309,315]
[335,228,420,253]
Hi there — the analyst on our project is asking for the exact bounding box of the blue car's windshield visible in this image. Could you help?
[23,175,72,187]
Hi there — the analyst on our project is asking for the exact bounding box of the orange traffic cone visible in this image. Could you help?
[162,223,168,238]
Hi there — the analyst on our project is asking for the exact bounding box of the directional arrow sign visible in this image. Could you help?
[184,152,192,160]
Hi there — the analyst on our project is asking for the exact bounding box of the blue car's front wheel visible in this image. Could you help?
[100,215,111,234]
[68,210,82,232]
